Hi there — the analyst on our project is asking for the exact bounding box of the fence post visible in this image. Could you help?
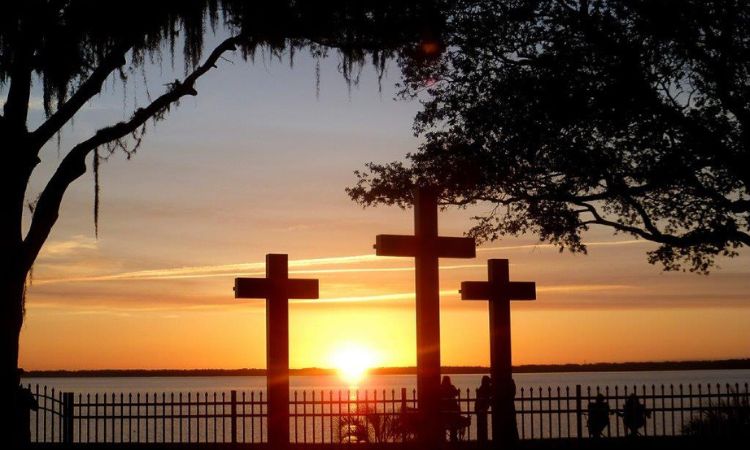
[62,392,74,444]
[575,385,583,439]
[230,390,238,444]
[400,388,407,443]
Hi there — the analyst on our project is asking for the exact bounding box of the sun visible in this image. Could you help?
[329,342,378,386]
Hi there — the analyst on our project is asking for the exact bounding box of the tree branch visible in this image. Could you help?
[574,201,660,241]
[30,42,132,151]
[620,194,663,238]
[574,200,750,248]
[574,4,746,189]
[22,36,241,269]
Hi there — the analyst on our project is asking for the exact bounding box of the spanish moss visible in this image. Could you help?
[93,147,100,238]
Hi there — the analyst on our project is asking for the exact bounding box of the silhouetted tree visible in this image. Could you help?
[0,0,446,443]
[349,0,750,273]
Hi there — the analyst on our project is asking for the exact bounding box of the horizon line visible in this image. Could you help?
[21,357,750,376]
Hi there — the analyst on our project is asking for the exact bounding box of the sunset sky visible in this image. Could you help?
[17,32,750,371]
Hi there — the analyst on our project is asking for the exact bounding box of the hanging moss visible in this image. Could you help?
[1,0,447,250]
[1,0,447,120]
[93,147,100,238]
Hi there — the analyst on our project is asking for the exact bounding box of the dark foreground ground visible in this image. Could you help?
[27,436,750,450]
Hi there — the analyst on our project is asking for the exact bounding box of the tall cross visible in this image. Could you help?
[374,187,475,445]
[460,259,535,444]
[234,254,318,449]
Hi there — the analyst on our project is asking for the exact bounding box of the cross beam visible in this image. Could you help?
[234,254,318,449]
[374,187,475,445]
[460,259,535,445]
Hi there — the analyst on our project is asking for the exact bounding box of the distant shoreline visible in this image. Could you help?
[23,358,750,378]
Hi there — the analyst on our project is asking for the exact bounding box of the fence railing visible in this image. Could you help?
[28,382,749,444]
[515,383,750,439]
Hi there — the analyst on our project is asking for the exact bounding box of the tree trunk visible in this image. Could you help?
[0,268,25,447]
[0,130,36,447]
[0,206,28,446]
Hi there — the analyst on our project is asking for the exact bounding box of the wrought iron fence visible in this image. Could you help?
[28,381,749,444]
[290,388,416,444]
[29,386,266,444]
[515,383,750,439]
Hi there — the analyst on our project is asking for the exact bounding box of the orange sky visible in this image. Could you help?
[15,33,750,371]
[22,230,750,370]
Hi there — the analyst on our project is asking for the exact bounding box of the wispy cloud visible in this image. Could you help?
[35,254,384,284]
[35,236,644,289]
[27,283,636,312]
[296,292,422,304]
[39,235,98,258]
[33,239,645,285]
[34,253,489,285]
[291,264,485,275]
[478,239,644,252]
[25,301,253,315]
[537,284,634,293]
[300,284,634,305]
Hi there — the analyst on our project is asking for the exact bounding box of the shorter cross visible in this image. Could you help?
[460,259,535,445]
[234,254,318,449]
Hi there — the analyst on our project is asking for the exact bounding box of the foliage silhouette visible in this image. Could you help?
[349,0,750,273]
[682,390,750,438]
[0,0,447,443]
[335,404,405,444]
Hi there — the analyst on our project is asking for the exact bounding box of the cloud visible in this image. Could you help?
[27,284,631,312]
[39,235,98,257]
[537,284,634,293]
[296,292,422,304]
[35,254,382,284]
[34,253,488,285]
[33,238,649,285]
[298,284,635,305]
[291,264,485,275]
[478,239,644,252]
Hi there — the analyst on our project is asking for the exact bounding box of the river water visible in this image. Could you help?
[22,369,750,394]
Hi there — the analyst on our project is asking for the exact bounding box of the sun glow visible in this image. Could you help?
[329,342,379,386]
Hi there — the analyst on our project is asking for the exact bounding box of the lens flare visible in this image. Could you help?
[329,343,378,386]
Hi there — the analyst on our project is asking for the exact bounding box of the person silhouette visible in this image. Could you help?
[440,376,461,442]
[506,378,519,443]
[620,393,650,436]
[475,376,492,443]
[587,394,610,438]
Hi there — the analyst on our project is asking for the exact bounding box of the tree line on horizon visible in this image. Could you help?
[22,358,750,378]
